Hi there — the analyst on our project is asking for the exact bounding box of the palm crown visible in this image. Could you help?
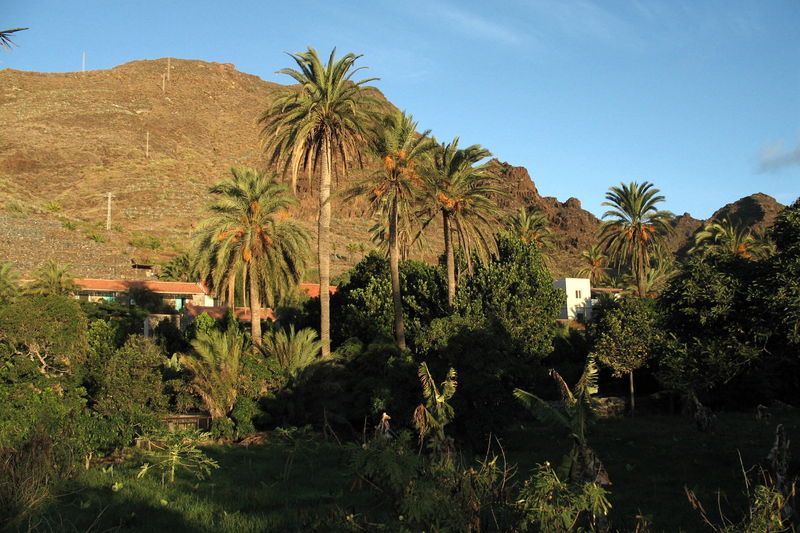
[598,181,673,297]
[194,168,309,345]
[421,138,502,308]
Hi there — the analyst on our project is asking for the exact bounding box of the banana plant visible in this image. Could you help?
[514,355,610,487]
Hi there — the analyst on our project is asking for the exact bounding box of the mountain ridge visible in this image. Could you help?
[0,58,785,279]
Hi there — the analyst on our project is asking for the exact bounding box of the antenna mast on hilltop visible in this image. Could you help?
[82,51,86,72]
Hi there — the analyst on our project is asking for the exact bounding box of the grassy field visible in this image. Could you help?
[28,411,799,532]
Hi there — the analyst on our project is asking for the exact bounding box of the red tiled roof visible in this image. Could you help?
[74,279,210,295]
[300,283,338,298]
[183,303,277,322]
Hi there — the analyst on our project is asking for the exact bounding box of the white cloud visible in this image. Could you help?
[426,3,530,47]
[758,139,800,173]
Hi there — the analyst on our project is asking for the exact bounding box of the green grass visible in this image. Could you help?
[36,438,371,532]
[33,412,800,532]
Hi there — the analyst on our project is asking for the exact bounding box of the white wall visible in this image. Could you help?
[553,278,592,321]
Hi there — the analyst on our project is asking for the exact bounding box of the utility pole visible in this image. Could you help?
[161,73,166,93]
[105,192,114,230]
[82,52,86,72]
[167,57,171,81]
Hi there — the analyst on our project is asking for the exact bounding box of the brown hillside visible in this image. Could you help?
[2,58,781,282]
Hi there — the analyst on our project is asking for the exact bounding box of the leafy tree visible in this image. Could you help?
[0,295,87,376]
[331,252,448,350]
[25,260,77,296]
[598,182,673,298]
[590,296,658,414]
[507,206,554,250]
[457,232,563,359]
[194,168,309,345]
[346,111,435,349]
[260,46,379,356]
[658,255,762,400]
[576,245,610,286]
[420,138,503,308]
[0,262,19,304]
[91,336,167,450]
[180,327,246,421]
[84,318,118,395]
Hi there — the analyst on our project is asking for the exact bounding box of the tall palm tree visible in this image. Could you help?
[507,207,554,249]
[194,168,310,346]
[576,245,610,286]
[690,218,767,259]
[598,182,673,299]
[421,138,503,309]
[0,262,20,303]
[180,327,246,420]
[26,260,77,296]
[260,47,379,356]
[346,111,435,349]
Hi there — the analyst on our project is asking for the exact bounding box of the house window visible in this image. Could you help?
[575,290,582,299]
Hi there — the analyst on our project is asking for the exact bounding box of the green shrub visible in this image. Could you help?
[129,234,163,250]
[61,220,77,230]
[137,429,219,483]
[86,231,106,243]
[43,200,61,213]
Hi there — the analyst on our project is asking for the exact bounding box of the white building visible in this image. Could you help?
[553,278,592,322]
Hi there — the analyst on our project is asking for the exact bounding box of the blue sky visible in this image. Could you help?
[4,0,798,219]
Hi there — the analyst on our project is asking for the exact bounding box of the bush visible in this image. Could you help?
[457,233,563,360]
[129,234,162,250]
[0,294,88,377]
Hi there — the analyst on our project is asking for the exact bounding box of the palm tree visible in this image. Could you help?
[0,262,20,303]
[622,252,676,296]
[576,245,610,286]
[507,207,553,249]
[690,218,767,259]
[194,168,310,346]
[346,111,435,349]
[598,182,673,299]
[421,138,503,309]
[260,47,379,356]
[26,260,77,296]
[260,325,326,379]
[0,28,27,52]
[180,327,245,420]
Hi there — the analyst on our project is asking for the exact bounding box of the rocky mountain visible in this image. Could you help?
[0,59,785,280]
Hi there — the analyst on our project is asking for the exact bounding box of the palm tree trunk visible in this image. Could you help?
[637,245,646,298]
[249,260,262,347]
[227,277,235,307]
[389,199,407,350]
[319,136,332,357]
[629,370,635,416]
[443,211,455,310]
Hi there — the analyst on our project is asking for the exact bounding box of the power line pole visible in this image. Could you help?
[82,52,86,72]
[105,192,114,230]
